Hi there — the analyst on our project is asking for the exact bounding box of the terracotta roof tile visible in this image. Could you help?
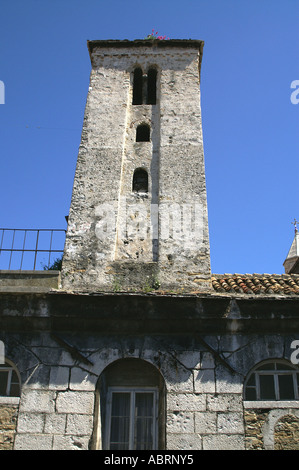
[211,274,299,296]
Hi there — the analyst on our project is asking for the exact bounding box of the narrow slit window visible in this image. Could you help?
[133,169,148,193]
[136,124,150,142]
[133,68,143,105]
[133,68,157,105]
[0,362,21,397]
[147,69,157,105]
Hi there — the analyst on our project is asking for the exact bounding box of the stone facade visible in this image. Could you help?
[1,39,299,451]
[0,288,299,450]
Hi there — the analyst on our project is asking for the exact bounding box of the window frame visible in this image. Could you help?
[244,360,299,401]
[0,361,21,397]
[106,386,158,450]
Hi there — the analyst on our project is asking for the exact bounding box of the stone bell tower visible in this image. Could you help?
[61,39,211,292]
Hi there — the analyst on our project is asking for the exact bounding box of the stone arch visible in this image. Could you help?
[92,358,166,450]
[263,409,299,449]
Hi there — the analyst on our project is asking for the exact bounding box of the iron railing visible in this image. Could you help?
[0,229,66,271]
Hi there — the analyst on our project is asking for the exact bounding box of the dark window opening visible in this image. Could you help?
[133,169,148,193]
[136,124,150,142]
[94,358,166,450]
[147,69,157,105]
[0,362,21,397]
[133,68,143,105]
[132,68,157,105]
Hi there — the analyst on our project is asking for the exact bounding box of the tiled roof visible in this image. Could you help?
[211,274,299,296]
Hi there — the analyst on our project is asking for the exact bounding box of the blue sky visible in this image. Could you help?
[0,0,298,274]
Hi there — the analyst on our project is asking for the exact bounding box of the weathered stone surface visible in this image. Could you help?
[167,393,206,412]
[44,413,67,434]
[52,434,90,450]
[194,411,217,434]
[207,393,242,412]
[17,412,44,433]
[49,366,69,390]
[217,412,244,434]
[0,405,18,450]
[194,369,215,393]
[69,367,98,391]
[167,411,194,434]
[3,326,299,450]
[66,414,93,436]
[244,408,299,450]
[19,390,56,414]
[56,391,94,415]
[1,39,299,452]
[14,433,53,450]
[61,40,211,293]
[203,434,245,450]
[167,433,202,450]
[274,414,299,450]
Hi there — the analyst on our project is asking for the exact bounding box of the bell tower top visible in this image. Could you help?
[61,38,211,293]
[87,38,204,57]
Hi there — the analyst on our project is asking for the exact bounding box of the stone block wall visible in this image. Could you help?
[15,389,94,450]
[0,329,298,450]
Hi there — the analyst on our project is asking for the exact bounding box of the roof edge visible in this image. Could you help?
[87,39,204,53]
[87,39,205,75]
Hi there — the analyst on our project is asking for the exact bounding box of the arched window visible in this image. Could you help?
[132,68,143,105]
[132,168,148,193]
[136,124,150,142]
[0,360,21,397]
[147,68,157,105]
[244,360,299,401]
[93,358,166,450]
